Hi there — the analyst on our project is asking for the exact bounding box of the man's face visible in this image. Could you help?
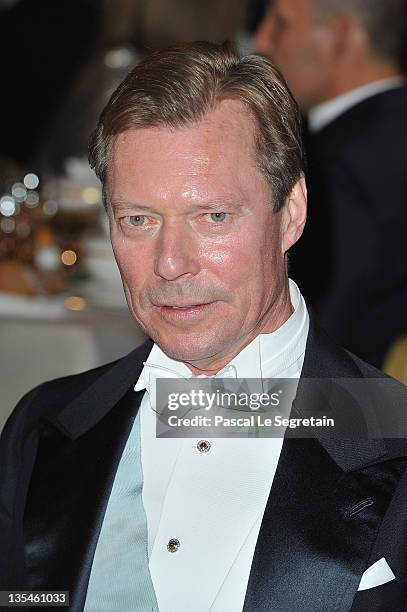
[108,100,298,371]
[253,0,335,111]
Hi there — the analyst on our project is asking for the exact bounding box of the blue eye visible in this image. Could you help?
[209,212,227,222]
[128,215,146,226]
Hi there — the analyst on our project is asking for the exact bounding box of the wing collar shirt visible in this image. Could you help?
[134,279,309,611]
[308,76,405,133]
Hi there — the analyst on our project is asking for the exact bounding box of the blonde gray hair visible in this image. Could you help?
[89,40,305,212]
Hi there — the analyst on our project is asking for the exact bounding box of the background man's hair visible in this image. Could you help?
[88,40,304,213]
[314,0,407,65]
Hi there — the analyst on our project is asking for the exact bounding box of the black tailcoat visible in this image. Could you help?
[1,317,407,611]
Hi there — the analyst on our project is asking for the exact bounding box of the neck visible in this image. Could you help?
[319,59,402,105]
[182,283,293,376]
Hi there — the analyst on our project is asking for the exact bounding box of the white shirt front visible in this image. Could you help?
[134,279,309,611]
[308,76,405,133]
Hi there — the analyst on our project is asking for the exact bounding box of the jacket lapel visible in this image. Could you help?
[23,340,153,611]
[243,317,407,612]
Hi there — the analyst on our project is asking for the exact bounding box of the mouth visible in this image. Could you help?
[153,302,217,320]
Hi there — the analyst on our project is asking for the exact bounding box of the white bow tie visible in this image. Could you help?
[144,361,237,388]
[142,362,237,411]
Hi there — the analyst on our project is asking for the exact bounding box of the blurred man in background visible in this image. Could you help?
[254,0,407,369]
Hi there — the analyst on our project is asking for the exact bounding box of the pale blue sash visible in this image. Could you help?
[84,410,159,611]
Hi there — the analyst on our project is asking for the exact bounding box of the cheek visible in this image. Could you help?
[111,238,151,291]
[201,235,256,281]
[281,30,315,69]
[203,238,268,303]
[203,244,241,270]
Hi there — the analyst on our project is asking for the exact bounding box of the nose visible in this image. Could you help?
[154,218,200,281]
[252,9,276,58]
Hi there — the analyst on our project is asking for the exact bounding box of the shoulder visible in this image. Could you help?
[0,339,151,532]
[310,90,407,214]
[319,86,407,150]
[304,319,407,454]
[0,339,152,448]
[314,88,407,178]
[306,313,406,393]
[345,349,407,404]
[1,360,118,442]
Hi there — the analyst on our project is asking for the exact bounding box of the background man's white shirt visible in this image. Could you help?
[134,280,309,612]
[308,76,405,133]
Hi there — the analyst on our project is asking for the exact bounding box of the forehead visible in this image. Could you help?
[108,99,266,202]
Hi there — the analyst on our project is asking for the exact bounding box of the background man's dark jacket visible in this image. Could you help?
[292,87,407,368]
[1,317,407,611]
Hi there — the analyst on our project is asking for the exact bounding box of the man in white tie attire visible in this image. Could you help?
[1,41,407,611]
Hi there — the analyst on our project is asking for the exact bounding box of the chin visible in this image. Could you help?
[153,331,225,365]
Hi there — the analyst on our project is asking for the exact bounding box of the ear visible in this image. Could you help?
[327,13,355,59]
[280,173,307,253]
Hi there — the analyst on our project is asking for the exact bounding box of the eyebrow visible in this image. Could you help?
[110,198,246,213]
[190,198,246,211]
[110,200,160,213]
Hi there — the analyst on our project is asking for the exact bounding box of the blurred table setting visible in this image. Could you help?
[0,157,146,431]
